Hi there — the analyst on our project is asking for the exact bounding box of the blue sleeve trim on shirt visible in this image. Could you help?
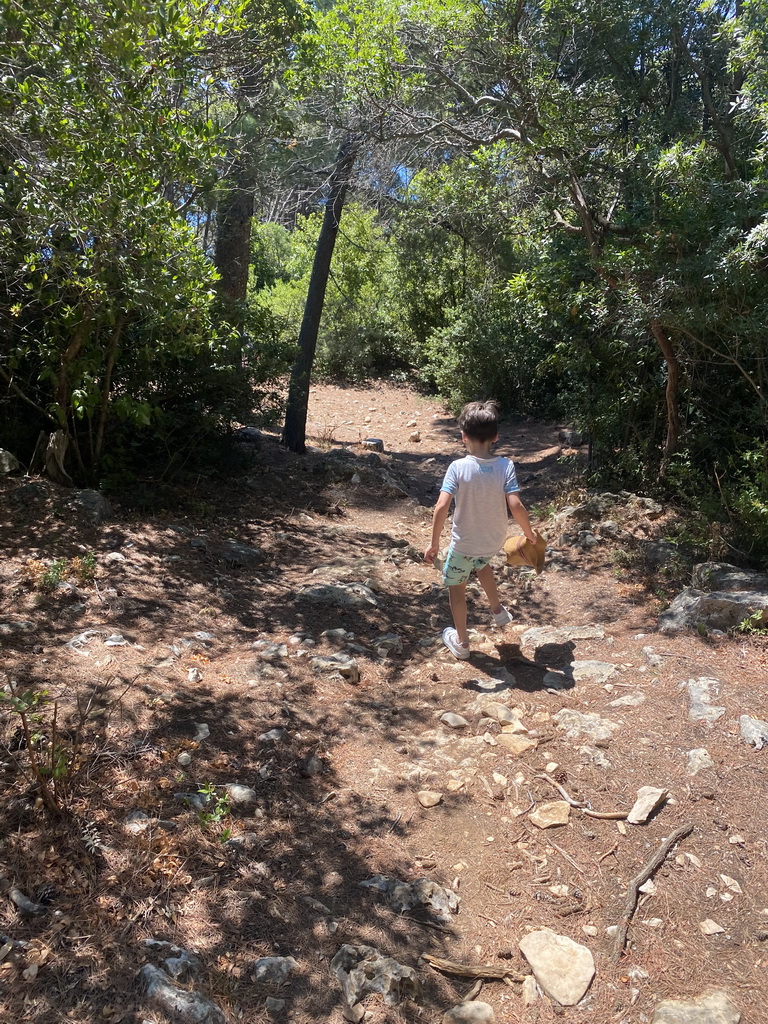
[503,459,519,493]
[441,463,459,495]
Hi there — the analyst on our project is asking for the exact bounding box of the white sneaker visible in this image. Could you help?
[442,627,470,660]
[492,605,513,627]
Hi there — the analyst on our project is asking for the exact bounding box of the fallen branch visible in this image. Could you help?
[611,822,694,964]
[537,773,628,819]
[421,954,527,984]
[582,808,628,820]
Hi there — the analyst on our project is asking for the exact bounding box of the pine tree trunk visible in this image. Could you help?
[282,137,359,453]
[214,156,255,345]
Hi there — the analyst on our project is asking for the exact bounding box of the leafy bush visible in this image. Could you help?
[255,204,412,380]
[725,443,768,568]
[21,554,97,592]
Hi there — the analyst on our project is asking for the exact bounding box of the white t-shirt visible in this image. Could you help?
[440,455,519,557]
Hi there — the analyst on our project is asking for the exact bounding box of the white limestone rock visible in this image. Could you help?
[496,734,537,756]
[651,989,740,1023]
[687,748,715,775]
[554,708,619,744]
[571,660,618,684]
[443,1001,495,1024]
[739,714,768,749]
[417,791,443,807]
[441,712,470,729]
[686,678,726,725]
[482,702,522,725]
[519,928,595,1006]
[529,801,571,829]
[627,786,669,824]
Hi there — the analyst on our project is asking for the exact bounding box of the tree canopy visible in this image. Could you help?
[2,0,768,557]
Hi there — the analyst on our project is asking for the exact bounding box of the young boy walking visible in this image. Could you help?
[424,401,537,660]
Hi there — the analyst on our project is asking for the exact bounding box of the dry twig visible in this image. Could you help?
[547,839,584,873]
[537,772,628,819]
[536,772,583,807]
[611,822,694,963]
[582,808,628,820]
[597,842,619,863]
[421,953,527,984]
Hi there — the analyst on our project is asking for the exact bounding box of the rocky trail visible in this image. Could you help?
[1,381,767,1024]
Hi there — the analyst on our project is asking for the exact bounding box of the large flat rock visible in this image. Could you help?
[659,586,768,634]
[692,562,768,592]
[651,989,740,1024]
[521,625,605,648]
[519,928,595,1005]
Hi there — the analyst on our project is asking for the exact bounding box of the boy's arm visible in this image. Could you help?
[424,491,452,563]
[507,492,537,543]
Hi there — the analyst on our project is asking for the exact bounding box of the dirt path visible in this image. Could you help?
[1,381,766,1024]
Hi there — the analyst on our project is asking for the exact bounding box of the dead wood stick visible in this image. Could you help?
[421,954,527,984]
[536,772,584,807]
[611,822,694,964]
[483,881,508,895]
[461,979,483,1002]
[547,839,584,874]
[582,808,628,820]
[597,842,619,862]
[537,773,627,818]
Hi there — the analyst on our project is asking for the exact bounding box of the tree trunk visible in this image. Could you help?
[93,315,124,474]
[650,318,682,473]
[214,158,255,306]
[282,137,359,453]
[44,430,74,487]
[214,155,255,365]
[56,319,89,426]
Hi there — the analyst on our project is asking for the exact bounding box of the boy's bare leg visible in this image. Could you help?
[475,563,503,616]
[448,583,470,645]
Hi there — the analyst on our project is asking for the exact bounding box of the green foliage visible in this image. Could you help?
[737,609,768,636]
[0,684,68,812]
[21,553,98,592]
[196,783,232,840]
[1,0,767,560]
[0,0,286,482]
[723,443,768,567]
[251,222,294,290]
[365,0,768,529]
[256,204,411,379]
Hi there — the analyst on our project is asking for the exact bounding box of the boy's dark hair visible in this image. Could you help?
[458,400,499,442]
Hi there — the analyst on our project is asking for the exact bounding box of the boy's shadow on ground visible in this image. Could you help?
[460,639,577,694]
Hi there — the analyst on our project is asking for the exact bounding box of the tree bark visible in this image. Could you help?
[56,319,89,426]
[44,430,74,487]
[650,318,682,471]
[675,28,739,181]
[282,136,360,453]
[93,315,124,473]
[214,158,255,305]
